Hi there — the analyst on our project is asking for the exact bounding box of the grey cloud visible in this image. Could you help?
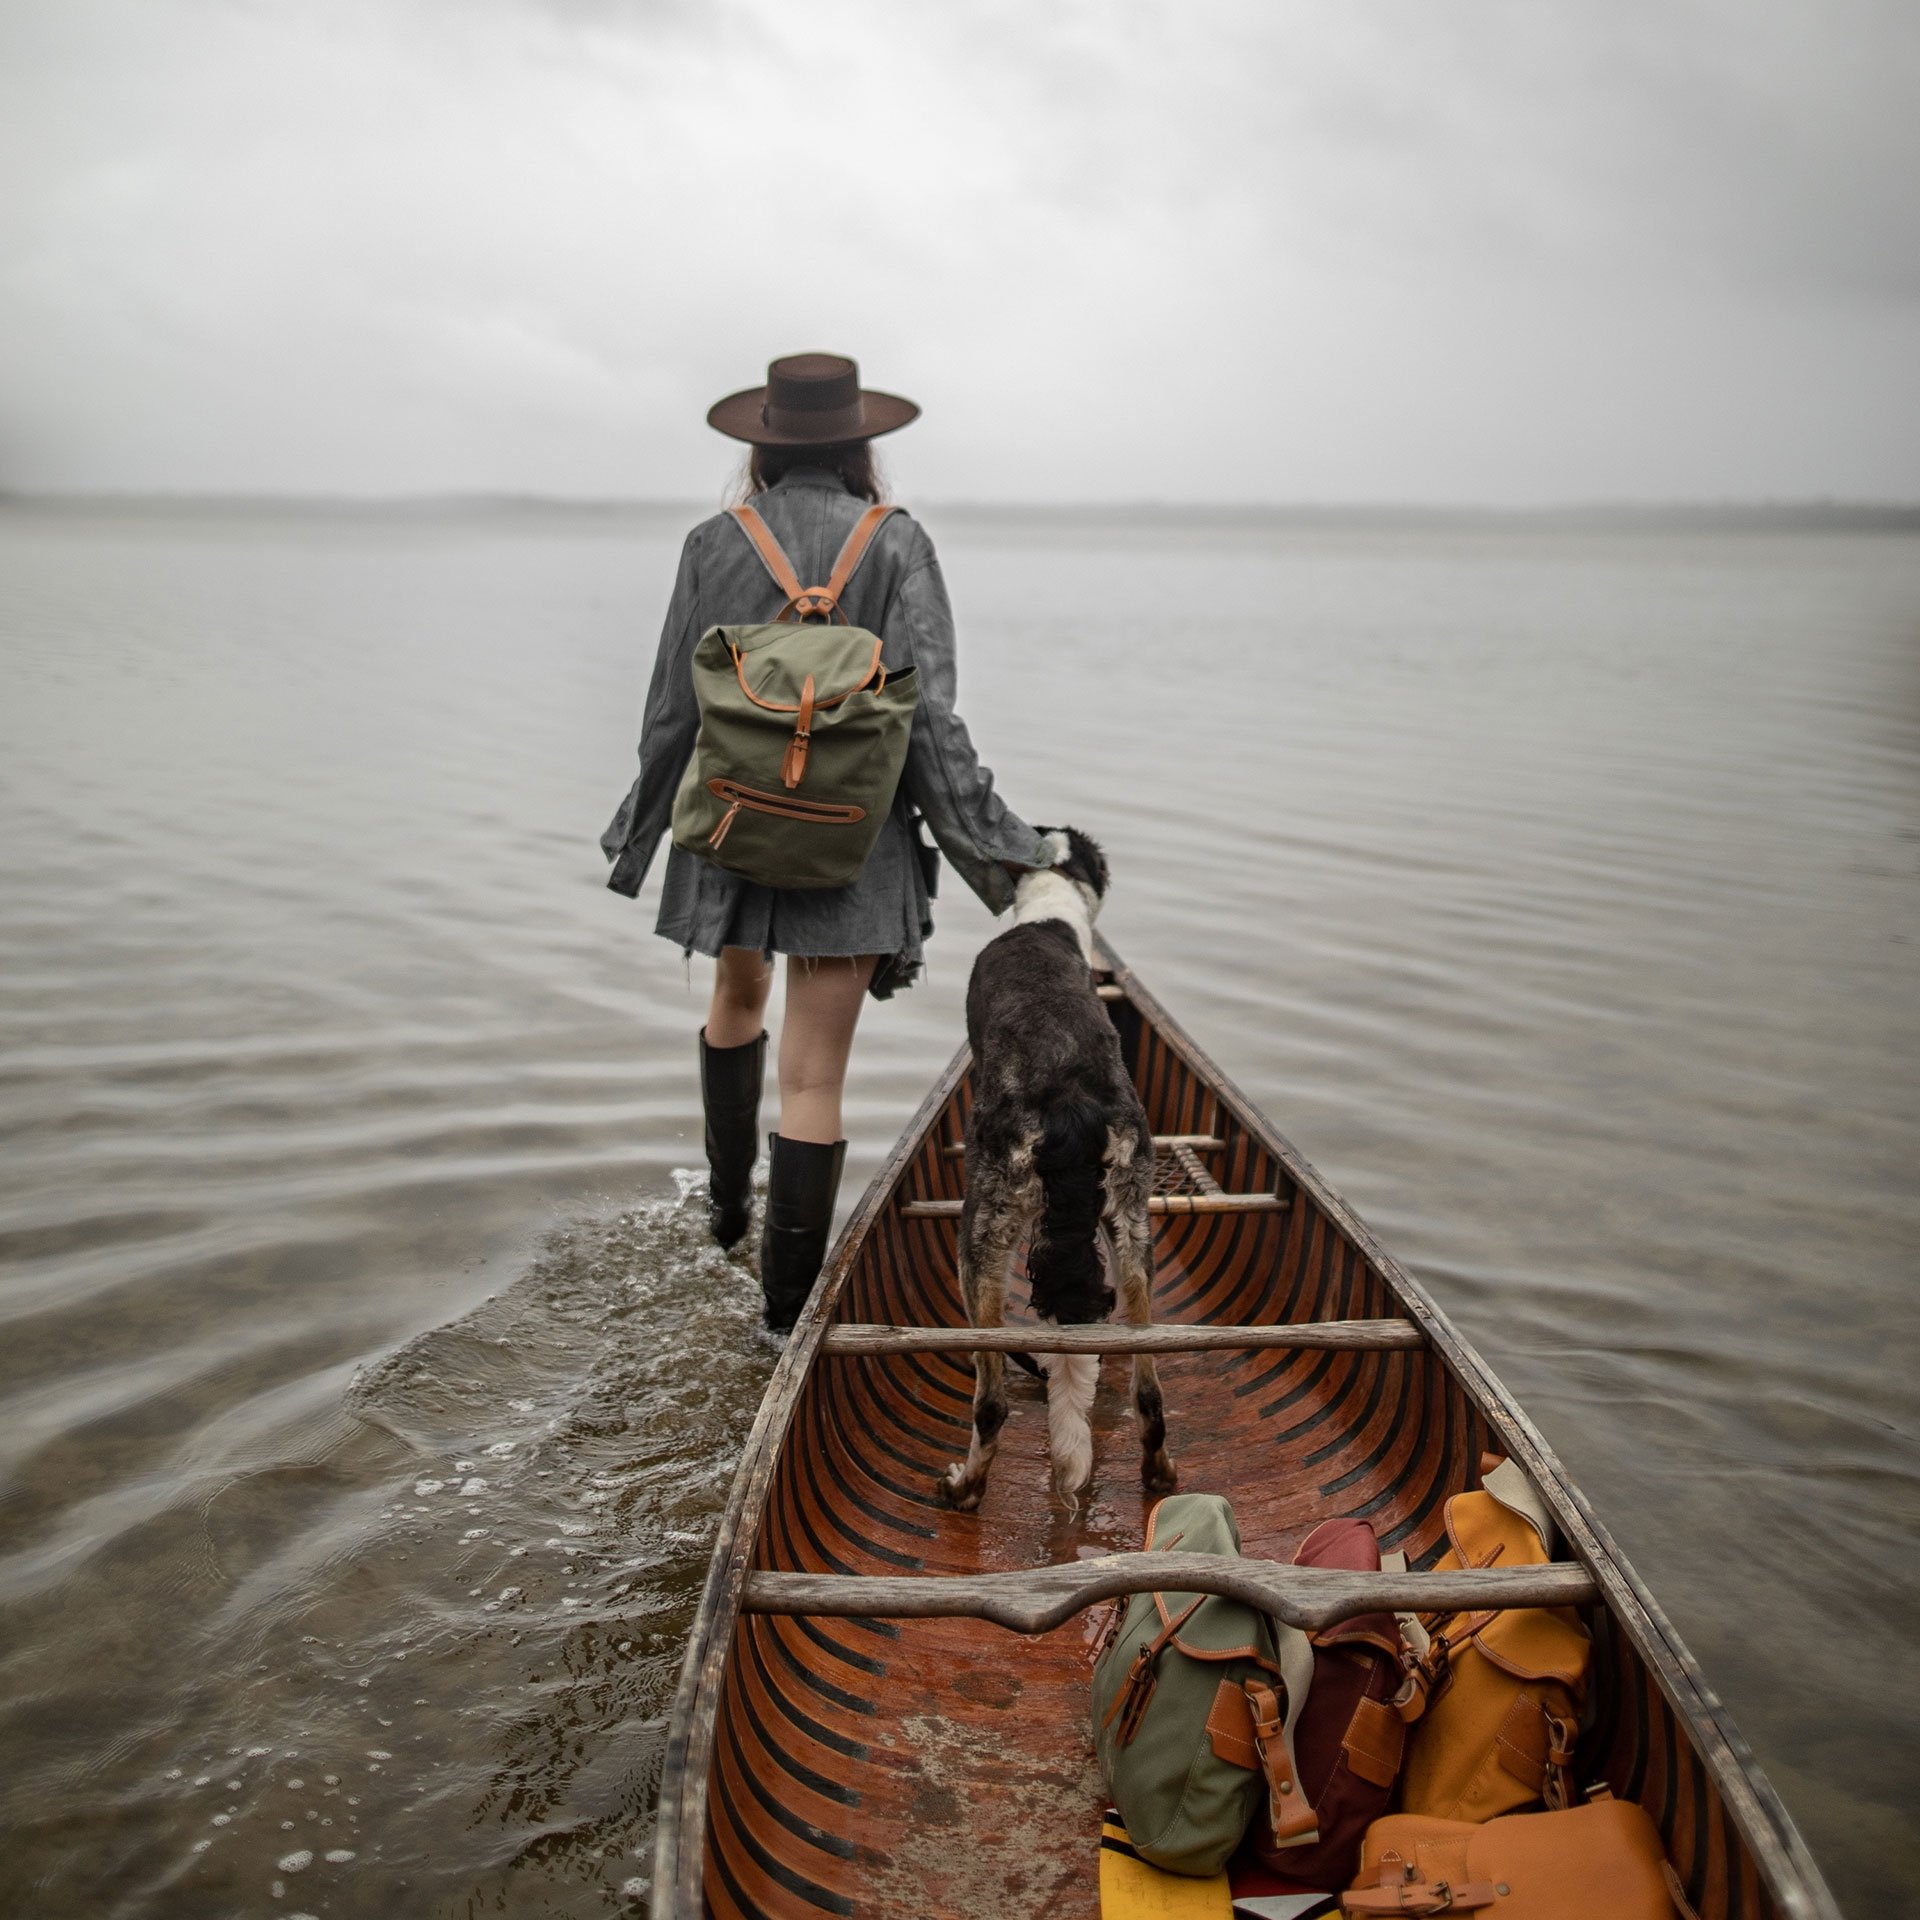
[0,0,1914,501]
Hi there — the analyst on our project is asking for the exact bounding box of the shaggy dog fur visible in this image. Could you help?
[939,827,1178,1512]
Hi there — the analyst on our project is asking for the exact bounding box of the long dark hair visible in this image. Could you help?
[734,439,887,506]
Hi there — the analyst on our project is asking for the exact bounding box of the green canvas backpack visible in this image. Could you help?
[1091,1493,1321,1877]
[669,502,919,891]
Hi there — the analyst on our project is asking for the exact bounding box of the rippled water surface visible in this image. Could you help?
[1,501,1915,1918]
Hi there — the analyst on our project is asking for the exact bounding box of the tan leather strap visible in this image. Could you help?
[1543,1711,1578,1810]
[1344,1859,1498,1916]
[824,503,898,603]
[1246,1680,1318,1846]
[728,504,806,603]
[1100,1596,1205,1746]
[1341,1881,1497,1916]
[1662,1862,1707,1920]
[730,501,899,624]
[781,675,817,789]
[1393,1629,1454,1723]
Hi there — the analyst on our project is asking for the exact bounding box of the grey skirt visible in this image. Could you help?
[653,799,934,990]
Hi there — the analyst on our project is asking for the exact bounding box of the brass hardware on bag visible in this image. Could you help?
[1087,1598,1125,1667]
[1394,1629,1455,1723]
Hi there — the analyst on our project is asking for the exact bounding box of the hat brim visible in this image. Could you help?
[706,385,921,447]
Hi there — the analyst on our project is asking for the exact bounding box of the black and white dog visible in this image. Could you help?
[939,827,1178,1513]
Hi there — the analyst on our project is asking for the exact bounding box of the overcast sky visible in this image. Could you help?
[2,0,1915,504]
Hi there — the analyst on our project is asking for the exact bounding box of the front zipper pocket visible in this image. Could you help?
[704,777,866,850]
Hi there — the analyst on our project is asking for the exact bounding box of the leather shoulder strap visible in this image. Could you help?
[728,504,805,602]
[824,503,900,603]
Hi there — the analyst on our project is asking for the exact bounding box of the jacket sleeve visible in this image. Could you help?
[601,526,704,897]
[888,529,1048,914]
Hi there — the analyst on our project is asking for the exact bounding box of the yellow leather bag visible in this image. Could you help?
[1394,1460,1591,1823]
[1342,1796,1680,1918]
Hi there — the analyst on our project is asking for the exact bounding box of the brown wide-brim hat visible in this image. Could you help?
[707,352,920,447]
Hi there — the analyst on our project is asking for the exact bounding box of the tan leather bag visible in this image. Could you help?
[1342,1796,1681,1917]
[1394,1461,1590,1823]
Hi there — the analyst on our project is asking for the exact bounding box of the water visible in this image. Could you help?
[0,500,1914,1918]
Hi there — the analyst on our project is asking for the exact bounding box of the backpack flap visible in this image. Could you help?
[1437,1460,1589,1694]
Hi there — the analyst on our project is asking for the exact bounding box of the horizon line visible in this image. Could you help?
[3,487,1917,527]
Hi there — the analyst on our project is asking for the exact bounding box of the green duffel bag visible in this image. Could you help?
[1091,1493,1320,1877]
[670,503,919,891]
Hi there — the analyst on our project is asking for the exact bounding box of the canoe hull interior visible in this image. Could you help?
[657,945,1835,1920]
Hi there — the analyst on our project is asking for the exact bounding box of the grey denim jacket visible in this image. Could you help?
[600,467,1046,915]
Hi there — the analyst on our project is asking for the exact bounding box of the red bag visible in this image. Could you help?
[1248,1518,1407,1889]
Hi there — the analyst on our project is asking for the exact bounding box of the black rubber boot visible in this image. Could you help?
[759,1134,847,1332]
[699,1029,766,1249]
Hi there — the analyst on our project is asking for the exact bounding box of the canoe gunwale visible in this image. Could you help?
[652,939,1840,1920]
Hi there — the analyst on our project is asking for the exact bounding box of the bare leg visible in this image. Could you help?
[1109,1142,1176,1494]
[777,955,879,1145]
[706,947,773,1050]
[940,1183,1031,1511]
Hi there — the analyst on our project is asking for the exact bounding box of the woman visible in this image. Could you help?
[601,352,1047,1331]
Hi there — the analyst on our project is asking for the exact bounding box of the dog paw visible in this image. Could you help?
[1141,1452,1179,1495]
[937,1465,983,1512]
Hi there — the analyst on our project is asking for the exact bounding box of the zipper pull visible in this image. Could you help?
[709,801,743,850]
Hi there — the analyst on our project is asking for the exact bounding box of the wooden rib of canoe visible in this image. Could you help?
[654,939,1837,1919]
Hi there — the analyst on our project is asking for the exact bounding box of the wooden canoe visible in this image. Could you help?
[653,939,1837,1919]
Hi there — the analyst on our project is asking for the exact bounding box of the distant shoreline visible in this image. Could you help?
[3,491,1917,535]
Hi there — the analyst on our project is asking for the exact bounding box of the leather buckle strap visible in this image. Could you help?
[1245,1680,1318,1846]
[1542,1712,1578,1811]
[1393,1630,1454,1723]
[781,675,817,789]
[1099,1596,1205,1747]
[1342,1882,1498,1916]
[1343,1862,1498,1915]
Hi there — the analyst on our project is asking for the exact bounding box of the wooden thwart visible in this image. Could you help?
[820,1318,1424,1355]
[901,1192,1287,1218]
[742,1553,1599,1637]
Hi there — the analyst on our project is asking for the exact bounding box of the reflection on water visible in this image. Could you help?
[0,502,1914,1916]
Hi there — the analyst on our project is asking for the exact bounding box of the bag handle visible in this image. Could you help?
[729,502,899,624]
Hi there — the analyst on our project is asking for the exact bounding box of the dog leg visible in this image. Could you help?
[1042,1349,1099,1511]
[939,1179,1030,1511]
[1108,1141,1177,1495]
[940,1349,1008,1513]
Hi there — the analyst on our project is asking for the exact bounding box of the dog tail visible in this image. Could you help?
[1028,1097,1115,1325]
[1041,1350,1099,1509]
